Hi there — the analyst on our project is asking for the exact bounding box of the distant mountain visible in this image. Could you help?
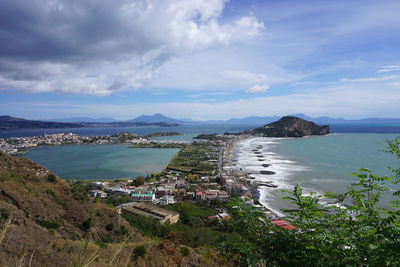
[247,116,330,137]
[289,114,400,124]
[128,113,185,124]
[50,117,117,123]
[0,116,83,130]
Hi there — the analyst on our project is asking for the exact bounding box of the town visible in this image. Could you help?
[0,132,187,154]
[71,136,292,229]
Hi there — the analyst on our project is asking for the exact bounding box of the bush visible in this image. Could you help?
[181,246,190,256]
[116,225,129,236]
[102,233,113,243]
[36,218,59,229]
[1,208,10,219]
[47,174,57,182]
[105,223,114,231]
[80,218,92,232]
[133,246,146,260]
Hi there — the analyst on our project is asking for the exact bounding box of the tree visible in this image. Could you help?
[134,176,145,186]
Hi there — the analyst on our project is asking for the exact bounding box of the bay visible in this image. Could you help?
[234,133,400,216]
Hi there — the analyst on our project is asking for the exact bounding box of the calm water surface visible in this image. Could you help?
[22,144,179,180]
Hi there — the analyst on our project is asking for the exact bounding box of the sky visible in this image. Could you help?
[1,0,400,120]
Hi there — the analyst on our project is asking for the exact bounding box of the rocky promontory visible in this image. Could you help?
[247,116,330,137]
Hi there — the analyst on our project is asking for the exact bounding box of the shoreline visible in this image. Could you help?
[223,136,283,220]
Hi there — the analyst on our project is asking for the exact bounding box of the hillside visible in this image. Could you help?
[0,153,227,266]
[0,116,83,130]
[248,116,330,137]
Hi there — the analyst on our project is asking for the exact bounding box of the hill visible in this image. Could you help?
[0,153,225,266]
[128,113,185,124]
[0,115,83,130]
[248,116,330,137]
[50,117,117,123]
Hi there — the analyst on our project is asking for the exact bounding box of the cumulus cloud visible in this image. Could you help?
[246,84,270,94]
[0,0,264,96]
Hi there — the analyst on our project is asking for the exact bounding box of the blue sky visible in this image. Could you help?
[1,0,400,120]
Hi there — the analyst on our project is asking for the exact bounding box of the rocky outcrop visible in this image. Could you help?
[248,116,330,137]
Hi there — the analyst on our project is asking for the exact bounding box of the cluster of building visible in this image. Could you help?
[0,132,186,154]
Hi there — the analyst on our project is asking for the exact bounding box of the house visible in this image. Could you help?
[160,195,175,206]
[89,190,107,198]
[205,190,219,202]
[234,184,250,195]
[156,185,174,198]
[124,186,136,190]
[201,176,209,183]
[186,192,195,199]
[131,189,155,202]
[218,191,229,202]
[195,190,205,200]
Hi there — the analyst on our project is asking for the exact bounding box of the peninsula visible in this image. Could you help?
[245,116,330,137]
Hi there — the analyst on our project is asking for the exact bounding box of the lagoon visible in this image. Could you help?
[21,144,179,180]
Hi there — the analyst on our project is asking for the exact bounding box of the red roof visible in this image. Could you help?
[271,220,298,230]
[196,191,204,196]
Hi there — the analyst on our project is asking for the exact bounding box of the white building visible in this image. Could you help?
[160,195,175,206]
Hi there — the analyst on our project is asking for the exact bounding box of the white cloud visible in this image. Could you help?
[340,75,399,83]
[377,65,400,73]
[0,0,264,96]
[246,84,270,94]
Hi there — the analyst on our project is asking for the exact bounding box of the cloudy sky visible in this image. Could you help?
[1,0,400,120]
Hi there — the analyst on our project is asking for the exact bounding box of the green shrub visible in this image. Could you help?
[1,208,10,219]
[181,246,190,256]
[132,246,146,260]
[80,218,92,232]
[116,225,129,236]
[36,218,59,229]
[105,223,114,231]
[47,174,57,182]
[102,233,113,243]
[95,240,108,249]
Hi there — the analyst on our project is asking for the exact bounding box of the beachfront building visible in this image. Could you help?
[130,189,155,202]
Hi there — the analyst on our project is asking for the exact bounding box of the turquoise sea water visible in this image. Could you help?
[21,144,179,180]
[235,133,400,216]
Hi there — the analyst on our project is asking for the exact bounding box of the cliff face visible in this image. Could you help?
[250,116,330,137]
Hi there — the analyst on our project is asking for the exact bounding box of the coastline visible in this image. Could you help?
[224,136,283,219]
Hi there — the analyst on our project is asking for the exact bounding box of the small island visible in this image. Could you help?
[146,132,181,138]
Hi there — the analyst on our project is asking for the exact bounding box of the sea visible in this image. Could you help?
[3,123,400,214]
